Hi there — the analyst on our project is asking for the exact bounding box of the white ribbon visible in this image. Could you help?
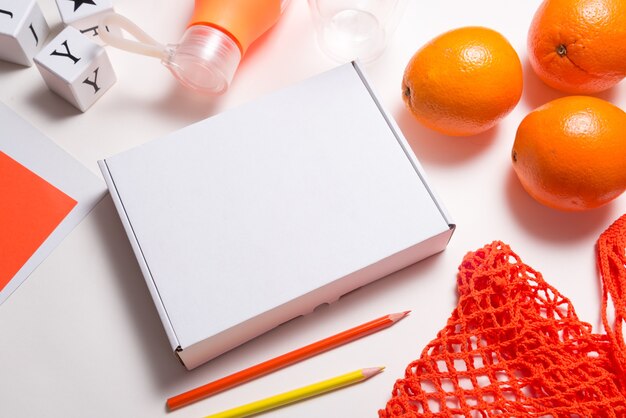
[99,13,167,60]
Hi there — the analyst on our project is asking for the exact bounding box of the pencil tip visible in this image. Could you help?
[362,367,385,378]
[388,311,411,322]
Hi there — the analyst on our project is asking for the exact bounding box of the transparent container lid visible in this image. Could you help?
[163,25,242,95]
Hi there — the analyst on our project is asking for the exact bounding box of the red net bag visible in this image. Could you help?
[379,214,626,417]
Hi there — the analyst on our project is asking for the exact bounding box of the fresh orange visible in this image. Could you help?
[528,0,626,94]
[512,96,626,211]
[402,26,523,137]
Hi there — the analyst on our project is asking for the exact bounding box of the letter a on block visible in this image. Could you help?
[0,9,13,18]
[80,26,100,37]
[50,40,80,64]
[82,67,100,93]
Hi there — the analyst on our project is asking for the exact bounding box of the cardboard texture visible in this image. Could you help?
[99,62,455,370]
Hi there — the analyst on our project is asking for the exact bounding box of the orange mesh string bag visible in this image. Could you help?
[379,214,626,417]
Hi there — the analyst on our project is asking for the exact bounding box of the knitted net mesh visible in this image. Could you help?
[379,214,626,417]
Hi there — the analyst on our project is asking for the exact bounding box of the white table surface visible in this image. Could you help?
[1,1,625,417]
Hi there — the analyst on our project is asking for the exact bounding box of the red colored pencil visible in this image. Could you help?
[166,311,410,411]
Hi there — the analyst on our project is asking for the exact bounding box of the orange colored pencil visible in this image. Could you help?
[166,311,409,411]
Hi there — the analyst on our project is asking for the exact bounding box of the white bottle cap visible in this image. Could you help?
[163,25,242,95]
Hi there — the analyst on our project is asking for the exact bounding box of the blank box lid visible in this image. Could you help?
[100,62,454,369]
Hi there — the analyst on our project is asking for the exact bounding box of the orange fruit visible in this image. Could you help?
[528,0,626,94]
[512,96,626,211]
[402,26,523,136]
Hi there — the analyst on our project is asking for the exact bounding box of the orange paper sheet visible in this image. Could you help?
[0,151,77,291]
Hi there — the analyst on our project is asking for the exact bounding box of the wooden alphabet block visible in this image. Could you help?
[55,0,119,45]
[34,26,116,112]
[0,0,50,66]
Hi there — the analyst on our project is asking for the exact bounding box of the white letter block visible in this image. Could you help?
[55,0,120,45]
[34,26,116,112]
[0,0,50,66]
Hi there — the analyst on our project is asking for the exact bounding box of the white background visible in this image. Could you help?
[1,0,625,417]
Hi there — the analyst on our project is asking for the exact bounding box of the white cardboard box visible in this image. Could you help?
[99,62,455,370]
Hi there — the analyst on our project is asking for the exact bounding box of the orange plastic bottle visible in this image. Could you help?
[163,0,290,94]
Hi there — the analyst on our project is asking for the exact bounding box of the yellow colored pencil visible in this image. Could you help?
[202,367,384,418]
